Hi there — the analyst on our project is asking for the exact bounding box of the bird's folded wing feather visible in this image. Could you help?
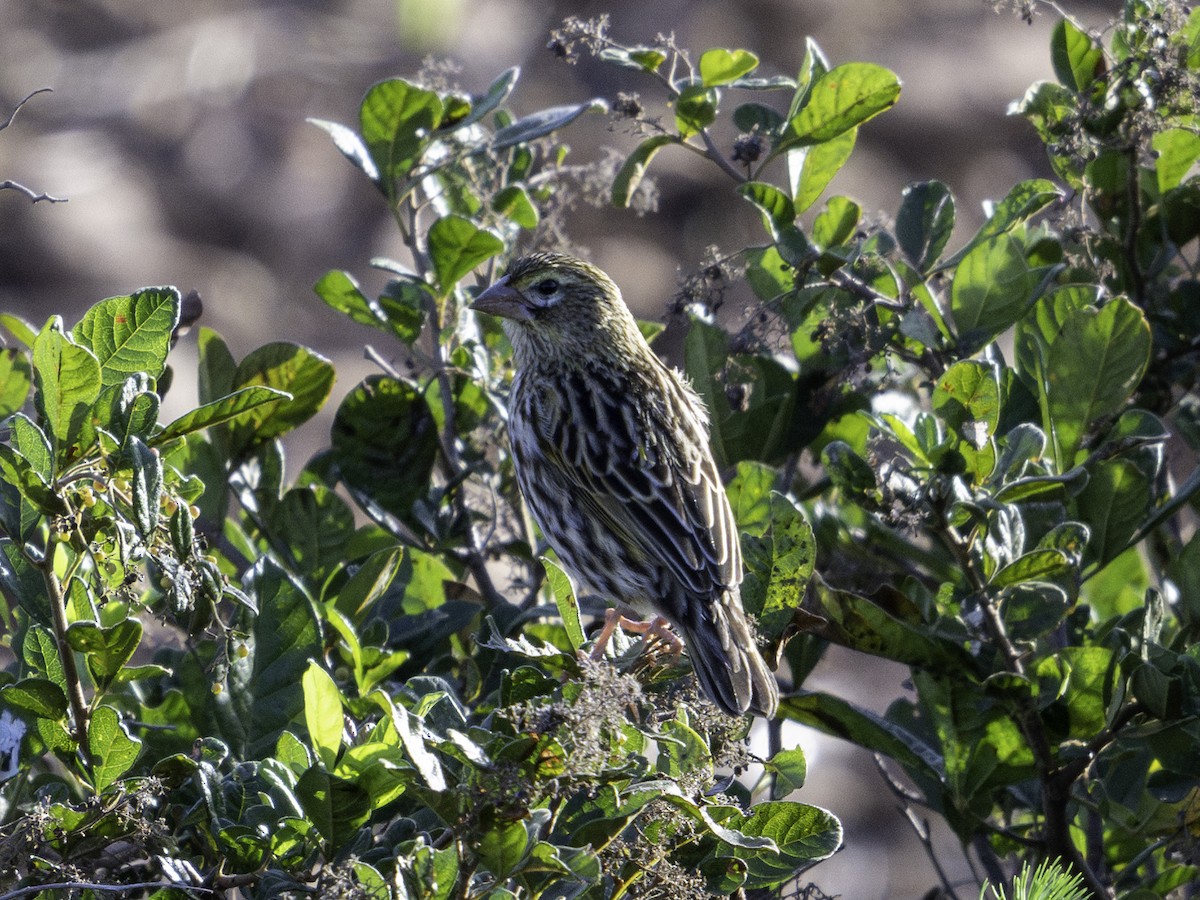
[539,368,740,601]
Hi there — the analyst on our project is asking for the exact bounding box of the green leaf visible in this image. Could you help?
[1,677,67,718]
[811,195,860,248]
[896,180,955,273]
[612,135,674,208]
[766,746,808,799]
[303,661,344,770]
[699,48,760,86]
[740,493,815,648]
[153,386,290,445]
[733,102,784,134]
[127,437,163,537]
[32,319,102,463]
[214,559,322,758]
[477,819,531,879]
[949,234,1034,347]
[932,360,1001,443]
[427,215,504,294]
[197,327,236,406]
[0,443,67,519]
[332,546,405,620]
[72,287,181,388]
[542,557,585,652]
[784,62,900,147]
[806,581,975,672]
[1043,296,1151,465]
[1051,19,1105,92]
[227,342,335,455]
[940,179,1063,271]
[492,185,539,229]
[726,460,776,538]
[0,313,37,348]
[790,127,857,213]
[88,705,142,792]
[295,765,372,850]
[722,801,842,889]
[738,181,795,234]
[450,66,518,131]
[67,618,142,687]
[359,79,444,195]
[314,269,387,331]
[0,539,51,626]
[23,625,66,690]
[1152,128,1200,193]
[492,99,606,149]
[0,347,32,416]
[1077,458,1150,566]
[378,279,430,345]
[265,485,356,581]
[674,84,719,137]
[991,549,1072,588]
[331,375,439,529]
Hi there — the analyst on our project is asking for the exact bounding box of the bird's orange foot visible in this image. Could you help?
[587,611,682,661]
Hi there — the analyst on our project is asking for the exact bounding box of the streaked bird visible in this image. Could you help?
[472,253,778,717]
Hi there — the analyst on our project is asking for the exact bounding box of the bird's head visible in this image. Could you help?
[472,253,643,364]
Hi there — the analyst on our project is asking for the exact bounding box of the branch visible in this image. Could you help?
[39,550,93,769]
[0,88,52,132]
[0,181,66,204]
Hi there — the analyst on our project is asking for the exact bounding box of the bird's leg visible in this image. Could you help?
[588,608,626,661]
[588,610,683,660]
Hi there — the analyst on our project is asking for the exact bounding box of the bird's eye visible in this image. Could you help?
[534,279,560,297]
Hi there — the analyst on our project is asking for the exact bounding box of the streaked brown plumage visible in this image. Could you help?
[472,253,778,717]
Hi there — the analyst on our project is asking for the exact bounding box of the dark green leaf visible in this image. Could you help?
[612,135,674,209]
[896,180,956,273]
[331,375,439,529]
[127,437,163,537]
[214,558,322,757]
[227,342,335,455]
[67,618,142,686]
[492,99,606,149]
[0,443,67,518]
[72,288,181,388]
[0,539,50,626]
[991,549,1072,588]
[0,677,67,718]
[811,195,860,248]
[732,102,784,135]
[153,386,290,445]
[450,67,518,131]
[1077,458,1150,566]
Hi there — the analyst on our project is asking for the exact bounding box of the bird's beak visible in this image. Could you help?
[471,277,533,322]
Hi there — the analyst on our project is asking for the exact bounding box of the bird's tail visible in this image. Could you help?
[683,599,779,718]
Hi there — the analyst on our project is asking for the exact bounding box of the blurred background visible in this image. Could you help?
[1,0,1114,895]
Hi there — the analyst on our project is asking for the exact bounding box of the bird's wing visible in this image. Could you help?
[539,365,741,603]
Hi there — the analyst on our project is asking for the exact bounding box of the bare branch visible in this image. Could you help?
[0,882,212,900]
[0,180,67,204]
[0,87,53,133]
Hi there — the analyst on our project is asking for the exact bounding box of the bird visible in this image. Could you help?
[471,252,779,718]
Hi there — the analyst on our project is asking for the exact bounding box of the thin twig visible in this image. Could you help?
[0,181,66,204]
[40,552,94,769]
[0,88,52,132]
